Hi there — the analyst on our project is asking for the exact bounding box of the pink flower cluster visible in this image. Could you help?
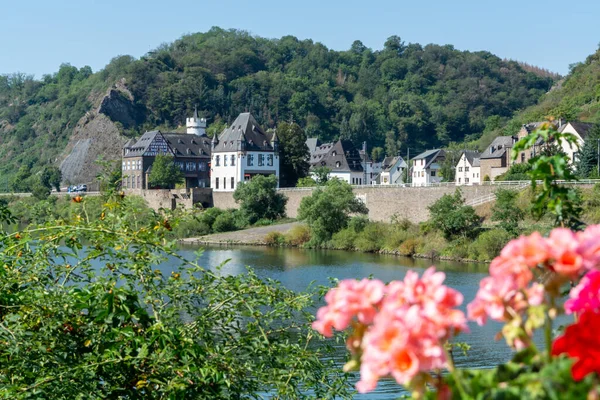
[467,225,600,347]
[467,225,600,348]
[312,268,467,393]
[565,270,600,314]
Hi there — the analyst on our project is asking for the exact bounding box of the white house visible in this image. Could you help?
[455,150,481,186]
[210,113,279,192]
[309,140,365,185]
[558,121,595,166]
[379,156,407,185]
[411,149,445,186]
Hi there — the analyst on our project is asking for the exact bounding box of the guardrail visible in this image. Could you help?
[279,179,600,191]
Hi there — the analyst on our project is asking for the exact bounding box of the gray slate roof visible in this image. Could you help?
[309,140,363,172]
[381,156,407,172]
[163,133,211,158]
[480,136,515,159]
[123,131,171,158]
[462,150,481,167]
[412,149,445,168]
[560,121,595,139]
[213,113,276,152]
[123,130,211,159]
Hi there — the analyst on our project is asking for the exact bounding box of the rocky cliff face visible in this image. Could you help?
[59,80,136,186]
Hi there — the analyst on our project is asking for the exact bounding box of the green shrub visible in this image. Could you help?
[417,232,447,259]
[442,238,471,259]
[348,216,369,233]
[428,189,481,240]
[469,228,513,261]
[383,228,412,250]
[197,207,224,229]
[398,238,422,256]
[232,209,250,229]
[172,218,210,238]
[253,218,273,227]
[213,212,237,232]
[264,231,287,246]
[354,222,388,252]
[330,228,358,250]
[285,224,311,246]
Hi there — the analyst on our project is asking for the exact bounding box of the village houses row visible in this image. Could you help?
[121,111,593,191]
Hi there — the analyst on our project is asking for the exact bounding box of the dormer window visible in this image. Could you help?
[332,151,337,156]
[336,161,341,168]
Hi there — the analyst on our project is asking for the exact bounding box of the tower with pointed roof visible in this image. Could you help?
[211,112,280,191]
[186,107,207,136]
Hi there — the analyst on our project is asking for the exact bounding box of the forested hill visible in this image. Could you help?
[498,47,600,136]
[0,27,555,182]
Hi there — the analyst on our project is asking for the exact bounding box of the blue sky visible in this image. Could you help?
[1,0,598,78]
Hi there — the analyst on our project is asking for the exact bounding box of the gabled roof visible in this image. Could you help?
[214,113,275,152]
[412,149,445,168]
[459,150,481,167]
[309,140,363,173]
[381,156,407,172]
[123,130,211,159]
[480,136,515,160]
[123,131,174,158]
[162,133,211,158]
[560,121,595,140]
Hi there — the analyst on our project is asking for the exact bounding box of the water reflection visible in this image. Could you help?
[169,245,528,398]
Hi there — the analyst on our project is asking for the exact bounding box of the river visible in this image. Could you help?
[172,244,536,399]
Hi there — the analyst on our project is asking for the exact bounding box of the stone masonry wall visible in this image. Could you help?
[211,185,498,223]
[136,185,504,224]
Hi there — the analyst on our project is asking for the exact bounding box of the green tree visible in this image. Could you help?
[576,125,600,178]
[296,176,317,187]
[512,122,583,228]
[233,175,287,224]
[10,165,32,193]
[0,197,351,398]
[496,163,532,181]
[276,122,310,187]
[96,158,123,197]
[298,179,368,245]
[40,165,62,191]
[427,189,481,240]
[148,155,184,189]
[312,166,331,185]
[30,177,51,200]
[491,189,525,236]
[370,147,384,162]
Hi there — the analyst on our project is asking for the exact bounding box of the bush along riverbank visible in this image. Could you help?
[262,174,600,264]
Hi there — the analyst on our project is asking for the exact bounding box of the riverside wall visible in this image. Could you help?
[210,185,499,223]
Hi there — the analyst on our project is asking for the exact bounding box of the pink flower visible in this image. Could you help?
[467,277,544,327]
[316,267,466,393]
[312,278,385,337]
[500,232,550,268]
[577,225,600,270]
[489,256,532,289]
[384,267,467,338]
[548,228,584,278]
[565,270,600,314]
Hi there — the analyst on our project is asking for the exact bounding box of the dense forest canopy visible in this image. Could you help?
[501,47,600,134]
[0,27,556,181]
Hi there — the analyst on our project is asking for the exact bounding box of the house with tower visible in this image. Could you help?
[210,112,280,192]
[122,109,212,190]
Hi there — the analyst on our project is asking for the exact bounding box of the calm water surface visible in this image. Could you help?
[172,245,531,399]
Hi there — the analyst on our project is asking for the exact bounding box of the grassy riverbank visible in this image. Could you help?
[259,185,600,263]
